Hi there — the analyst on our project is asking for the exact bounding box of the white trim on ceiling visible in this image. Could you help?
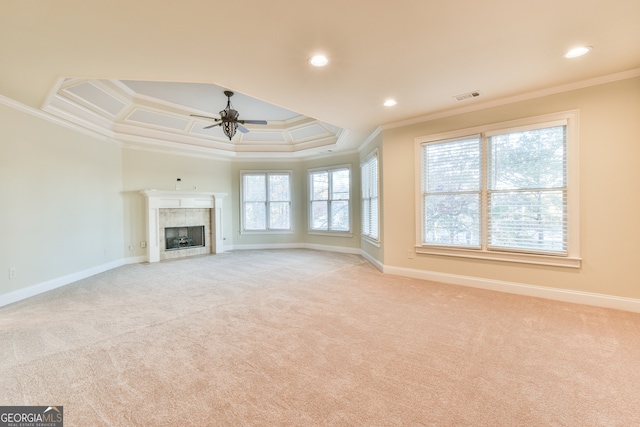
[382,68,640,130]
[4,69,639,161]
[0,93,120,145]
[40,78,345,159]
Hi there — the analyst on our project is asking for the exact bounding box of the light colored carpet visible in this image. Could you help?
[1,249,639,426]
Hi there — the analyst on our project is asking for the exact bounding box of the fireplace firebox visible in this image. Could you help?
[165,226,205,251]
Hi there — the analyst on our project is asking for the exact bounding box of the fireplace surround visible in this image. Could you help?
[141,190,227,262]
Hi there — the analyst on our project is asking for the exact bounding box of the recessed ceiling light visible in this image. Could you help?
[309,55,329,67]
[564,46,592,58]
[384,99,397,107]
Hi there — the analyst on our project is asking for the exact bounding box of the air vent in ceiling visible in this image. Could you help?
[453,91,480,101]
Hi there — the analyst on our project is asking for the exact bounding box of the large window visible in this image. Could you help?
[241,171,292,232]
[417,111,580,267]
[361,152,379,241]
[309,166,351,232]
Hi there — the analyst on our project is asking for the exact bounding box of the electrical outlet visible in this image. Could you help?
[129,245,134,252]
[141,241,147,248]
[9,267,16,279]
[408,250,415,259]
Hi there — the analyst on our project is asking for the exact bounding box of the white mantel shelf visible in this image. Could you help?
[141,190,228,262]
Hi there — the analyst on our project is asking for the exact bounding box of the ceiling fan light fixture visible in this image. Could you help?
[220,92,238,140]
[221,120,237,140]
[564,46,592,58]
[192,90,268,141]
[309,55,329,67]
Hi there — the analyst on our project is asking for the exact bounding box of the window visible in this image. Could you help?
[417,111,580,267]
[423,136,481,247]
[241,171,292,232]
[361,152,379,241]
[309,166,351,232]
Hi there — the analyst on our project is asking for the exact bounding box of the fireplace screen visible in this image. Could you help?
[165,226,205,251]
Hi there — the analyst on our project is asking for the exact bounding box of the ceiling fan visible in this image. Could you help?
[191,90,268,140]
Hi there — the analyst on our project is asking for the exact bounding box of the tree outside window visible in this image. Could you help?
[242,172,292,231]
[422,122,568,256]
[310,167,350,232]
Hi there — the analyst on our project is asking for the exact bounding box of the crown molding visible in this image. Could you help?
[0,93,120,145]
[358,126,382,152]
[382,68,640,130]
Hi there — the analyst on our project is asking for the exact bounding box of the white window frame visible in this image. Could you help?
[414,110,581,268]
[361,151,380,245]
[240,170,293,234]
[308,164,352,236]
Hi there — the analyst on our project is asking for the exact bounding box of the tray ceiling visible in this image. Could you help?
[43,79,345,158]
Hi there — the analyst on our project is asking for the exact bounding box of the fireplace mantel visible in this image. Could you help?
[141,190,227,262]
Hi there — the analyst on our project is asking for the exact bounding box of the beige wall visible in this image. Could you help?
[122,151,363,253]
[381,76,640,299]
[121,149,233,255]
[0,104,124,296]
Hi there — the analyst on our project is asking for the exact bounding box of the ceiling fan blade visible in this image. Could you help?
[237,124,249,133]
[240,120,268,125]
[203,123,221,129]
[191,114,216,119]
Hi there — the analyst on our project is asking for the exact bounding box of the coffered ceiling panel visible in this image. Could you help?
[125,109,190,131]
[239,132,288,143]
[43,78,344,158]
[289,124,330,142]
[64,82,126,117]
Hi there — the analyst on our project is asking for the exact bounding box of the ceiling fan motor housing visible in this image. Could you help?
[221,108,239,121]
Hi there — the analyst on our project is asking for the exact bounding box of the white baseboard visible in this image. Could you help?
[0,259,126,309]
[360,250,384,272]
[124,255,147,265]
[303,243,361,255]
[3,250,639,314]
[383,265,640,313]
[228,242,361,255]
[227,243,302,251]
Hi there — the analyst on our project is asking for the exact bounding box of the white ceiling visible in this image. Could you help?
[1,0,639,159]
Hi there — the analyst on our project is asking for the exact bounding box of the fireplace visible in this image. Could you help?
[141,190,227,263]
[165,226,205,251]
[158,208,210,260]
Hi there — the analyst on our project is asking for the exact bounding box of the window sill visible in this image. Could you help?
[308,230,353,238]
[362,236,381,247]
[415,246,581,268]
[241,230,294,235]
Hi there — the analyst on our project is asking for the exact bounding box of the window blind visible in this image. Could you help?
[422,136,481,247]
[361,153,379,240]
[487,125,567,254]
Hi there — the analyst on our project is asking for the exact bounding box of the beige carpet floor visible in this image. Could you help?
[1,249,639,426]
